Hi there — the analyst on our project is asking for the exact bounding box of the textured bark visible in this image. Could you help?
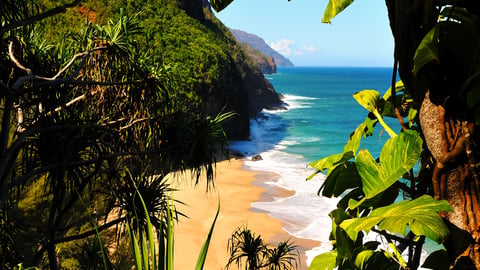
[386,0,480,268]
[420,92,480,269]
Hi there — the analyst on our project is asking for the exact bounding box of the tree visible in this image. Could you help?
[215,0,480,269]
[1,1,231,268]
[226,226,299,270]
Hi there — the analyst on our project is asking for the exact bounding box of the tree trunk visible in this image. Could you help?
[47,242,58,270]
[385,0,480,268]
[420,92,480,269]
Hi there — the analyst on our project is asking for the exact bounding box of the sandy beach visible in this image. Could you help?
[170,159,319,269]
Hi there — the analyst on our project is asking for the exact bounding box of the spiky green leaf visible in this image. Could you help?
[195,195,220,270]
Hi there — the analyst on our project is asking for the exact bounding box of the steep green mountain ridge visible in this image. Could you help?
[230,28,294,67]
[239,42,277,74]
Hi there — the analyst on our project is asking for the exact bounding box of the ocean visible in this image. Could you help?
[229,66,409,264]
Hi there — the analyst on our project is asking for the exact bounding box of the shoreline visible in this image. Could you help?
[170,159,319,269]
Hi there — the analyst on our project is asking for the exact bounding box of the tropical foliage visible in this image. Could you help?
[0,0,236,269]
[308,86,451,269]
[305,0,480,269]
[226,225,299,270]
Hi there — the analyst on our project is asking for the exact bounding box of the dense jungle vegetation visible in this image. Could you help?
[0,0,287,269]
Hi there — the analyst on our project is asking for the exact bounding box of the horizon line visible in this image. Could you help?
[277,65,394,68]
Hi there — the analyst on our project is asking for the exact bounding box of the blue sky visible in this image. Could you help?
[214,0,394,67]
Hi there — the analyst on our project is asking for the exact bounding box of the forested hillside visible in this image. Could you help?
[34,0,284,139]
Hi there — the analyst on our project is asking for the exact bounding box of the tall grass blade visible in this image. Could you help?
[141,231,149,270]
[135,189,157,270]
[127,221,143,270]
[166,199,175,270]
[195,195,220,270]
[159,221,166,269]
[75,189,112,270]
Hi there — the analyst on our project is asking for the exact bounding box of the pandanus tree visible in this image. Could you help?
[1,1,231,268]
[215,0,480,269]
[226,226,299,270]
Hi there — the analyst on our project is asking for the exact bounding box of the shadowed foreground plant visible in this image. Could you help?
[125,178,221,270]
[266,240,299,270]
[226,226,299,270]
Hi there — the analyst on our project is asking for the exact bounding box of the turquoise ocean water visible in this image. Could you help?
[230,67,411,263]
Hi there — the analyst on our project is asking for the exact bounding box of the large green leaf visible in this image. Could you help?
[414,7,479,75]
[320,162,361,197]
[350,130,422,208]
[309,152,345,174]
[353,90,380,113]
[379,129,422,179]
[209,0,234,12]
[309,121,366,182]
[309,121,366,172]
[381,81,405,101]
[412,25,440,75]
[322,0,355,24]
[309,250,338,270]
[354,90,397,137]
[341,195,452,244]
[354,250,374,270]
[421,249,449,270]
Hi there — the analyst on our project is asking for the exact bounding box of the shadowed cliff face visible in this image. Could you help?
[177,0,210,21]
[178,0,285,140]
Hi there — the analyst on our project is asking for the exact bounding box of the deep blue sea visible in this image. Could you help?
[230,66,412,263]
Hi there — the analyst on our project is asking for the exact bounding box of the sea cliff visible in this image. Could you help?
[179,1,286,139]
[230,28,294,67]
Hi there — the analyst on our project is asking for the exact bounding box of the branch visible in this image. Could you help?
[371,228,419,246]
[34,216,126,259]
[119,117,151,131]
[10,42,107,92]
[8,42,32,75]
[7,151,131,189]
[56,216,125,244]
[0,0,82,35]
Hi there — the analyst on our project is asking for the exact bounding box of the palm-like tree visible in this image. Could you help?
[266,240,299,270]
[226,226,299,270]
[227,226,268,270]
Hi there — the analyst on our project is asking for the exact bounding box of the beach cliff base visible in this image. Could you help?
[170,159,319,270]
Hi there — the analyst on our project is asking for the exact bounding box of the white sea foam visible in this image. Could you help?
[241,150,339,264]
[230,100,339,266]
[280,95,318,110]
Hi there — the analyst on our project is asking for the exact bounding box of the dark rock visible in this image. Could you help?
[251,154,263,161]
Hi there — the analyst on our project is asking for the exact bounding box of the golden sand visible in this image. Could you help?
[170,159,319,269]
